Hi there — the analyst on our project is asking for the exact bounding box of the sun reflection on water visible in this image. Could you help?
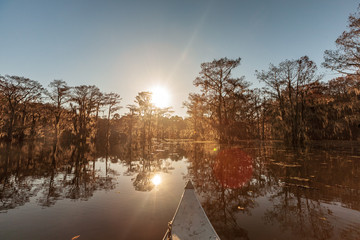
[151,174,162,186]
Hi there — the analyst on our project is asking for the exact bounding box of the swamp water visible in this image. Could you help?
[0,141,359,240]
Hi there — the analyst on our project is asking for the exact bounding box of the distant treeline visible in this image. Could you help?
[0,7,359,145]
[185,57,359,145]
[0,78,189,144]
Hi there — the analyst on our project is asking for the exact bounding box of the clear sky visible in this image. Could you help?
[0,0,358,116]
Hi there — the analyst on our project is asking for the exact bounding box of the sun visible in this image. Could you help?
[150,86,171,108]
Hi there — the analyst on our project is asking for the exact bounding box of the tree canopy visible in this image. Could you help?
[323,6,360,75]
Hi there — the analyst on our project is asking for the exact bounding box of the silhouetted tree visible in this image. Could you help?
[257,56,322,145]
[325,75,360,140]
[135,91,154,141]
[192,57,251,143]
[70,85,103,142]
[323,5,360,76]
[45,80,71,142]
[103,92,122,145]
[184,93,207,140]
[0,75,43,141]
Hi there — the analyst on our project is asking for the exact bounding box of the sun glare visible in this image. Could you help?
[150,86,171,108]
[151,174,162,186]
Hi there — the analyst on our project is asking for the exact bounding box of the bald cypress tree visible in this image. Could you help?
[323,5,360,76]
[193,58,250,143]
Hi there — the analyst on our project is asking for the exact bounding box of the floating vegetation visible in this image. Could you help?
[271,162,301,168]
[285,182,312,189]
[290,177,310,182]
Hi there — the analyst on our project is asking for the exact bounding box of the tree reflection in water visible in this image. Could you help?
[130,142,183,191]
[186,144,252,240]
[0,142,118,212]
[213,148,253,189]
[185,141,360,240]
[0,140,359,240]
[0,140,185,212]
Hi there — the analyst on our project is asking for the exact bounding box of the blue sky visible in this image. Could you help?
[0,0,358,116]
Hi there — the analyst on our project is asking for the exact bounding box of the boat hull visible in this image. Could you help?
[163,181,220,240]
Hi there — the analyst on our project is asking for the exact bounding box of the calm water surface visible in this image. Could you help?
[0,141,359,240]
